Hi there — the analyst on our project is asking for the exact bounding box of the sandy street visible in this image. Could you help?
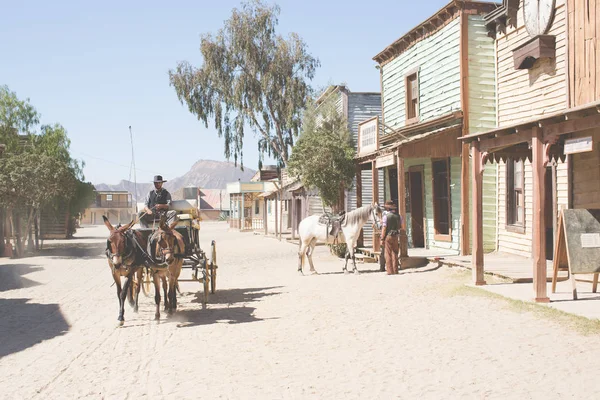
[1,222,600,399]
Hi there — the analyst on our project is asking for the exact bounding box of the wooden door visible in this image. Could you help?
[409,167,425,248]
[544,166,557,260]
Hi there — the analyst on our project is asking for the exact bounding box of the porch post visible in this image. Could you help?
[471,141,485,285]
[397,153,408,258]
[371,160,380,253]
[264,198,268,235]
[356,165,363,247]
[461,143,471,255]
[532,126,550,302]
[291,195,296,240]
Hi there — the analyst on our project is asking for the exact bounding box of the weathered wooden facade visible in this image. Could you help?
[464,0,600,301]
[357,0,498,256]
[81,191,135,225]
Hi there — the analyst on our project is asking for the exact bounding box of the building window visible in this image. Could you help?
[432,158,451,240]
[106,194,113,201]
[284,201,288,212]
[255,200,260,215]
[506,159,525,233]
[405,69,419,124]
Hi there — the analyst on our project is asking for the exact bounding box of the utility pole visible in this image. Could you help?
[128,126,138,213]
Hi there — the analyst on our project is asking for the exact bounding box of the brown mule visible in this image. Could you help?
[152,217,185,316]
[103,216,143,325]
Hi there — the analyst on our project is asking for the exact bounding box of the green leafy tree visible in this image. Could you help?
[0,85,40,153]
[288,94,356,212]
[169,0,319,168]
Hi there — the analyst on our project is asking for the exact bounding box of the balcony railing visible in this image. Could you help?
[91,201,133,208]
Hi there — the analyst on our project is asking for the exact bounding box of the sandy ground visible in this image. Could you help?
[1,222,600,399]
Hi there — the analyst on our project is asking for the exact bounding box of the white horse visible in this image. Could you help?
[297,203,382,275]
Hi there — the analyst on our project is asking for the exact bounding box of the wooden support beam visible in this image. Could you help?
[397,155,408,258]
[372,161,380,253]
[479,131,531,152]
[543,113,600,138]
[532,126,550,302]
[459,10,470,256]
[471,142,485,285]
[356,165,363,248]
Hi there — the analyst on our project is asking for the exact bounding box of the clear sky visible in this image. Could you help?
[1,0,497,185]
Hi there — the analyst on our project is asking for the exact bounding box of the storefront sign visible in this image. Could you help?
[564,136,593,154]
[376,153,396,168]
[581,233,600,248]
[358,117,379,156]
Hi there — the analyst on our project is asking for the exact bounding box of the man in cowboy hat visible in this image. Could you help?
[138,175,177,228]
[380,200,401,275]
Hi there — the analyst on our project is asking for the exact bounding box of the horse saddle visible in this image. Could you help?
[318,211,346,238]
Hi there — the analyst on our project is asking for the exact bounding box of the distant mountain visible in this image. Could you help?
[94,160,256,201]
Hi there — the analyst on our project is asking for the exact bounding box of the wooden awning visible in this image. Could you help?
[460,99,600,152]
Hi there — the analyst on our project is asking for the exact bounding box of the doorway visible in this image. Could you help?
[408,166,425,248]
[544,165,557,260]
[388,167,398,205]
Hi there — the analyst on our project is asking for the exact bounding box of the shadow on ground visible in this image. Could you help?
[0,264,43,292]
[0,298,70,359]
[170,305,277,328]
[189,286,284,305]
[40,242,106,260]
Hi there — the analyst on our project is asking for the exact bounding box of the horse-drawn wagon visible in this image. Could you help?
[136,198,218,305]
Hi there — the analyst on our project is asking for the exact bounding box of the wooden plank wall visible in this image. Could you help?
[568,0,600,106]
[468,15,499,253]
[572,129,600,208]
[497,0,567,125]
[381,17,461,130]
[497,159,569,257]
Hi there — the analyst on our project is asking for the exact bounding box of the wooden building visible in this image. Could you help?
[81,191,135,225]
[463,0,600,301]
[357,0,498,255]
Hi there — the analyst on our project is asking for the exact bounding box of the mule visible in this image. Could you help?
[297,203,382,275]
[148,217,185,317]
[103,216,144,325]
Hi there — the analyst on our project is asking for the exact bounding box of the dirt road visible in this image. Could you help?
[1,223,599,399]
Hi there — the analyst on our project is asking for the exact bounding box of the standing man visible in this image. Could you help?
[138,175,177,228]
[381,200,400,275]
[379,206,389,272]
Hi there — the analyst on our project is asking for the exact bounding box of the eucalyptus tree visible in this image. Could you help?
[169,0,319,168]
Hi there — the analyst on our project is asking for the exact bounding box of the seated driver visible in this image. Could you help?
[138,175,177,228]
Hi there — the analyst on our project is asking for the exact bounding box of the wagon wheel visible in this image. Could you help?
[203,257,210,305]
[141,266,153,297]
[210,240,217,294]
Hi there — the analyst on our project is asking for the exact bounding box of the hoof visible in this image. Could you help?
[310,270,319,275]
[343,270,349,275]
[118,320,124,327]
[133,307,139,313]
[155,314,160,321]
[353,270,360,275]
[297,270,304,276]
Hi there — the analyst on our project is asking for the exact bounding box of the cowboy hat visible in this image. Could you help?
[384,200,397,210]
[153,175,167,183]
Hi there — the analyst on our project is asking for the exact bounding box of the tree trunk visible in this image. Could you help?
[34,209,39,251]
[26,207,35,253]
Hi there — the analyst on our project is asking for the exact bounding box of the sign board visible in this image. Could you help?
[376,153,396,169]
[552,209,600,299]
[564,136,593,154]
[358,117,379,156]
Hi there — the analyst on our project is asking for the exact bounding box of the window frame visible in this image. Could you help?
[431,158,452,242]
[404,67,420,126]
[505,158,526,234]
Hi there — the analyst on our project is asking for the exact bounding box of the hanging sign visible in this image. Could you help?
[564,136,593,154]
[358,117,379,156]
[376,153,396,168]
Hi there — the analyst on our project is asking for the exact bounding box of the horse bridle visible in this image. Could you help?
[371,205,383,230]
[153,230,184,264]
[106,230,134,265]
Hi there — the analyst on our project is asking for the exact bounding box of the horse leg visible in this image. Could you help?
[298,241,307,275]
[153,272,161,320]
[169,261,182,312]
[307,238,318,275]
[133,268,141,313]
[349,242,359,274]
[162,274,169,312]
[113,272,123,321]
[118,275,131,325]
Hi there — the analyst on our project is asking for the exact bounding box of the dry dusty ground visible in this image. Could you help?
[1,222,600,400]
